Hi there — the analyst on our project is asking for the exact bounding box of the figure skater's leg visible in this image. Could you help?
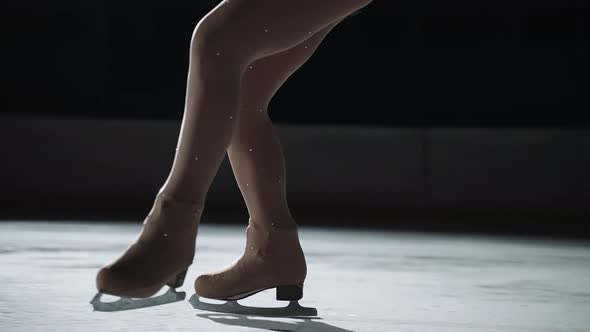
[96,0,374,301]
[189,0,373,301]
[229,20,342,228]
[159,0,374,206]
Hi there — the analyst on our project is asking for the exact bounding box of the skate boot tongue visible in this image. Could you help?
[136,192,203,252]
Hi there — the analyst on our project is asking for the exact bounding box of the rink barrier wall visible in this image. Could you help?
[1,113,589,231]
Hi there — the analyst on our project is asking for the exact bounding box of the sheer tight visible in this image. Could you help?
[159,0,374,229]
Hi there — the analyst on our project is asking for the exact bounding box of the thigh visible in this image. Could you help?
[198,0,373,62]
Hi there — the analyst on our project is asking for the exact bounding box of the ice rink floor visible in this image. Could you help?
[1,221,589,332]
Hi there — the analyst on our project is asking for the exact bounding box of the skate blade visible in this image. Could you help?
[90,287,186,312]
[188,293,318,318]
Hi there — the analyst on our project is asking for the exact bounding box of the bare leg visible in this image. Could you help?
[229,20,342,228]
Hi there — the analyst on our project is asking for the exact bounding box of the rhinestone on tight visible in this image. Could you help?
[163,233,168,237]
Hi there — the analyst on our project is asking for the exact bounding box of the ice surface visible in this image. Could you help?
[1,221,589,331]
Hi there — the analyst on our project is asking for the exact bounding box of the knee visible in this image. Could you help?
[190,17,221,61]
[189,16,246,68]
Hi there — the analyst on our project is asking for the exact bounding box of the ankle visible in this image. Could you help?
[247,221,302,247]
[248,215,298,230]
[157,191,205,210]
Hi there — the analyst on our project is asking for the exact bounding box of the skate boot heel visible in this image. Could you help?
[276,283,303,301]
[166,268,188,288]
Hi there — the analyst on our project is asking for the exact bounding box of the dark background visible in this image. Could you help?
[2,0,589,127]
[1,0,589,238]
